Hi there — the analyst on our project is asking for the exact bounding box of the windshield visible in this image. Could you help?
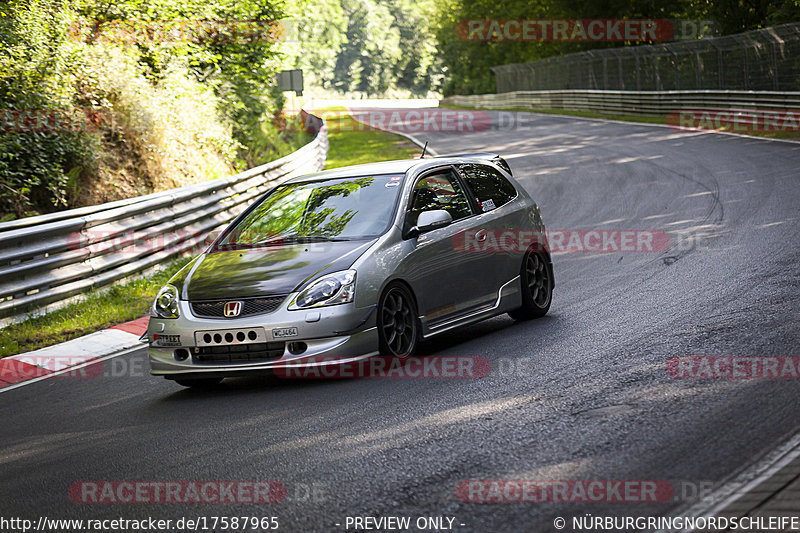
[219,174,404,247]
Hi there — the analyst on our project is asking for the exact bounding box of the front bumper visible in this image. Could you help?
[148,294,378,378]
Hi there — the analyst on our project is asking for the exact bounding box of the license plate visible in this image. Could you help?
[272,327,298,338]
[153,334,181,347]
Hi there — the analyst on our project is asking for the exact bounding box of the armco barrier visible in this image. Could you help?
[0,115,328,320]
[440,90,800,124]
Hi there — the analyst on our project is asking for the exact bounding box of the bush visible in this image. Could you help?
[0,0,296,218]
[69,44,238,203]
[0,0,97,216]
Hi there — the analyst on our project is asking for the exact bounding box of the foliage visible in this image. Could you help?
[283,0,443,97]
[0,0,96,215]
[71,0,291,173]
[432,0,800,95]
[71,44,238,199]
[281,0,348,89]
[0,0,295,218]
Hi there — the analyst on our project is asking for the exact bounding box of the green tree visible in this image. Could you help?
[431,0,800,95]
[73,0,286,166]
[0,0,96,216]
[282,0,442,97]
[1,0,293,217]
[281,0,348,89]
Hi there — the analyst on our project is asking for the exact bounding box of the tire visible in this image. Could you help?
[377,283,419,357]
[509,250,553,321]
[173,377,224,388]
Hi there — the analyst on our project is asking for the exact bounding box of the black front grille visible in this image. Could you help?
[190,296,287,319]
[192,342,285,364]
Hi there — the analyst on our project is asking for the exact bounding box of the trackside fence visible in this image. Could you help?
[490,23,800,93]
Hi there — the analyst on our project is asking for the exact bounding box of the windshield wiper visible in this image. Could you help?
[285,235,352,243]
[251,234,352,246]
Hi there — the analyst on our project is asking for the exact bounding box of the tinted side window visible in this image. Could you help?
[459,164,518,212]
[410,169,473,224]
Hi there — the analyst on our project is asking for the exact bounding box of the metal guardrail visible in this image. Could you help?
[440,90,800,119]
[0,116,328,320]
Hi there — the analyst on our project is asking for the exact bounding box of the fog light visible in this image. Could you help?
[174,348,189,361]
[288,342,307,355]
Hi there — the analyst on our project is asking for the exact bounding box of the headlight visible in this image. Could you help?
[290,270,356,309]
[151,284,180,319]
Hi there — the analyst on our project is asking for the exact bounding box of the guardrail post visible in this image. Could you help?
[695,51,702,89]
[771,41,779,90]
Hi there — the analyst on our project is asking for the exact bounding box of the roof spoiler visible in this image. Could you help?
[434,152,512,175]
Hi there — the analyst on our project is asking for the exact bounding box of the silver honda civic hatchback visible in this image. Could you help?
[147,154,554,387]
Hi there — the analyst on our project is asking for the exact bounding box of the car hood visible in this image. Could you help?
[180,239,375,301]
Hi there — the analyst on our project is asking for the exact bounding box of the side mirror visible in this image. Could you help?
[403,209,453,239]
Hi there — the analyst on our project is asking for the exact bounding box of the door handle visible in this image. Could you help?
[475,229,487,242]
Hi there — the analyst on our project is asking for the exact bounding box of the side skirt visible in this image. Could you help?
[421,276,520,340]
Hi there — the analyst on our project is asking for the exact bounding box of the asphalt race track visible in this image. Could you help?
[2,108,799,532]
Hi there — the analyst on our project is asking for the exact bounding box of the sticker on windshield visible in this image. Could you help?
[390,175,402,181]
[385,182,400,187]
[480,199,496,212]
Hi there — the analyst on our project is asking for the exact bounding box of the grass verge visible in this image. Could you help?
[442,104,800,140]
[0,257,192,358]
[318,106,421,169]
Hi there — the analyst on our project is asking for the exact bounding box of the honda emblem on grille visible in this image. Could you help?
[223,301,243,317]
